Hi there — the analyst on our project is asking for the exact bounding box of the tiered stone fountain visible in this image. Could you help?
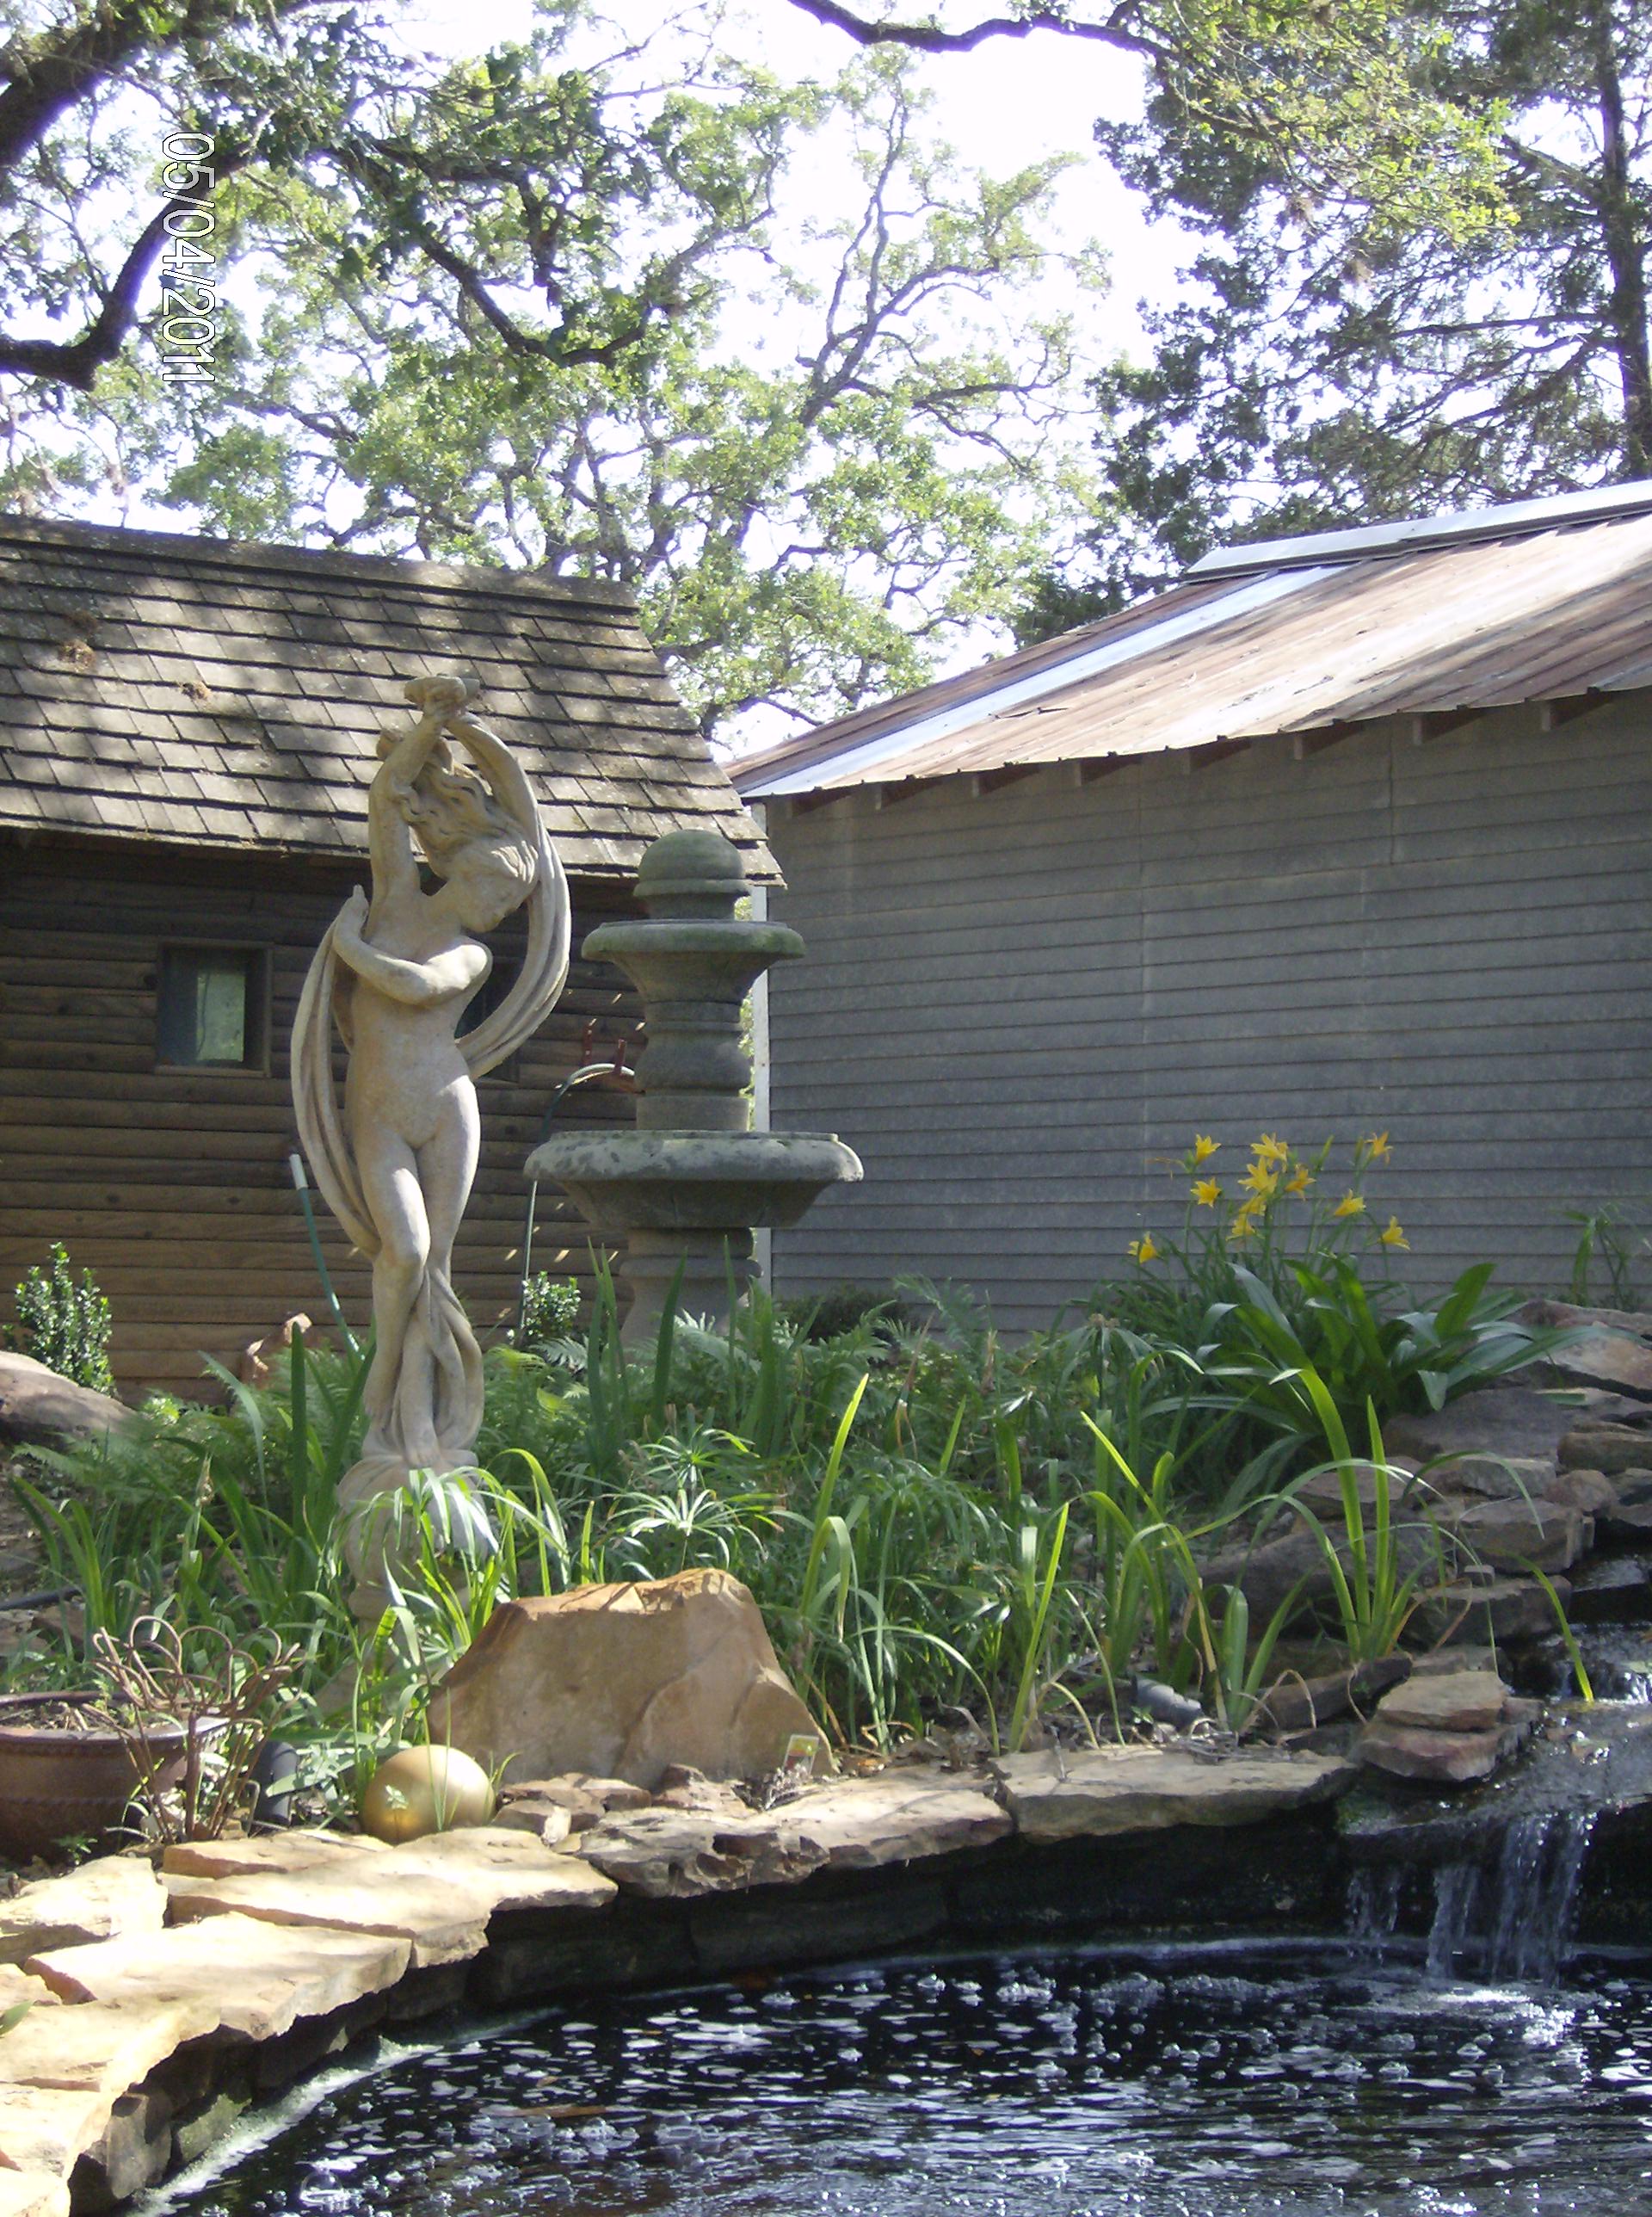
[527,830,861,1346]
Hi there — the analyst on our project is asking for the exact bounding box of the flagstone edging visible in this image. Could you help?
[0,1745,1355,2212]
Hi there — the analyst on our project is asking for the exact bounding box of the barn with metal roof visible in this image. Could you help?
[734,484,1652,1325]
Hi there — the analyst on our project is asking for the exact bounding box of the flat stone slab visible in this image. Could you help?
[1359,1703,1538,1786]
[575,1770,1010,1900]
[782,1772,1013,1869]
[1384,1386,1577,1468]
[1410,1576,1568,1645]
[0,1999,215,2095]
[1446,1498,1589,1571]
[0,2174,69,2215]
[574,1800,822,1899]
[0,1859,165,1969]
[1378,1670,1511,1735]
[0,2084,116,2180]
[161,1831,391,1880]
[374,1827,615,1912]
[28,1913,410,2041]
[164,1827,613,1964]
[1561,1423,1652,1475]
[989,1745,1355,1845]
[1519,1305,1652,1399]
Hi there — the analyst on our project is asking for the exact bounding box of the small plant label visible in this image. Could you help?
[780,1732,822,1785]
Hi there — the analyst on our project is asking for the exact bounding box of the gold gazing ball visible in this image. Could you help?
[361,1743,495,1843]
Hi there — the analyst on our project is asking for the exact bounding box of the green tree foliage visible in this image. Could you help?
[0,3,1105,730]
[1021,0,1652,627]
[0,0,1507,727]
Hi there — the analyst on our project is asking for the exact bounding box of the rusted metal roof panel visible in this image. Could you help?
[735,504,1652,798]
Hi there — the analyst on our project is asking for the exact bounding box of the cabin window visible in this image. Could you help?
[157,946,268,1071]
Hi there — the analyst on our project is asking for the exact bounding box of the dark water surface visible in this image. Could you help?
[154,1941,1652,2217]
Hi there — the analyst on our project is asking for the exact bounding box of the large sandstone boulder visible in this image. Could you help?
[431,1570,828,1790]
[0,1354,130,1449]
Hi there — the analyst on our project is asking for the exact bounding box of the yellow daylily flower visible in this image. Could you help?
[1380,1216,1409,1249]
[1241,1162,1279,1199]
[1192,1178,1222,1207]
[1361,1131,1392,1162]
[1254,1133,1290,1164]
[1333,1192,1366,1219]
[1192,1134,1220,1164]
[1227,1213,1258,1243]
[1127,1234,1160,1264]
[1285,1164,1314,1196]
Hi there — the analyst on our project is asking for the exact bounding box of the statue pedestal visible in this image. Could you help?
[336,1454,492,1625]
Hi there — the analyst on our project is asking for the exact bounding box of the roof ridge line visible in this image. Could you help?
[0,513,638,611]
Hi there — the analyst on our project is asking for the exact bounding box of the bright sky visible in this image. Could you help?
[401,0,1182,355]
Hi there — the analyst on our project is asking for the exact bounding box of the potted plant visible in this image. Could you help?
[0,1687,193,1861]
[0,1620,299,1861]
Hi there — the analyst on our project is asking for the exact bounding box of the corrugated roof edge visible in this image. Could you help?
[727,578,1227,793]
[0,512,639,611]
[1188,478,1652,580]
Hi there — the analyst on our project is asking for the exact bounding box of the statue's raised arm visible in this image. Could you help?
[290,670,571,1618]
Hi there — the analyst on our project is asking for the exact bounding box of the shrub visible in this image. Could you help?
[10,1241,114,1395]
[1209,1257,1576,1451]
[516,1272,582,1352]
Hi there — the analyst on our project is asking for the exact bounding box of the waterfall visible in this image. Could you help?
[1481,1813,1596,1981]
[1345,1865,1402,1958]
[1347,1811,1596,1982]
[1426,1863,1481,1979]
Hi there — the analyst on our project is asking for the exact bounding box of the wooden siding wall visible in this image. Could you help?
[0,836,641,1396]
[761,703,1652,1331]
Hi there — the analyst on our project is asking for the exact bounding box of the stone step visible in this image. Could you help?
[162,1828,614,1968]
[987,1745,1354,1845]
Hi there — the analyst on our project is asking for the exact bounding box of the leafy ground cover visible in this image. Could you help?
[0,1134,1578,1829]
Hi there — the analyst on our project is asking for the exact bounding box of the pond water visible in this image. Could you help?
[155,1936,1652,2217]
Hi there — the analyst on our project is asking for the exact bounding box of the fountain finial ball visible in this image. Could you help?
[634,830,750,919]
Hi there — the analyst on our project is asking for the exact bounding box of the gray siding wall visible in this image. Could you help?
[759,701,1652,1331]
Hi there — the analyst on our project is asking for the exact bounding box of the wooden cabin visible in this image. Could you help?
[0,516,768,1397]
[736,485,1652,1330]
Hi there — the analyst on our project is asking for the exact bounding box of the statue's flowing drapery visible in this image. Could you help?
[290,705,570,1485]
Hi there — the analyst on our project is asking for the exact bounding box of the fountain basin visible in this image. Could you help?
[525,828,861,1346]
[525,1128,861,1233]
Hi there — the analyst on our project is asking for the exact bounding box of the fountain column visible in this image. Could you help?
[527,831,861,1346]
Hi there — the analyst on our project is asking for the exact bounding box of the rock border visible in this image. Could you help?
[0,1743,1353,2212]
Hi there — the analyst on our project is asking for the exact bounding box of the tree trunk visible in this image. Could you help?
[1589,0,1652,478]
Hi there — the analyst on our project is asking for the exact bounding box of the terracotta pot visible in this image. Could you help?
[0,1692,195,1862]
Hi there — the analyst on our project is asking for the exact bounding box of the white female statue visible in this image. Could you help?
[292,672,570,1613]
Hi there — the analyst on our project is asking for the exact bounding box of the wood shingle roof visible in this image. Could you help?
[0,516,770,880]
